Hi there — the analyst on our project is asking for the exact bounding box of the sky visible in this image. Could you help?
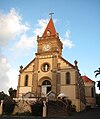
[0,0,100,94]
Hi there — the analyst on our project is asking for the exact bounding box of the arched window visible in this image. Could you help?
[42,80,51,85]
[25,75,28,86]
[66,72,70,84]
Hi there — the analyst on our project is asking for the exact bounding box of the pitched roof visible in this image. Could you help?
[22,58,35,72]
[58,56,75,69]
[82,76,94,83]
[42,17,57,37]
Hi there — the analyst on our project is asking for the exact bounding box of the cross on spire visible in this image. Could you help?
[49,12,54,18]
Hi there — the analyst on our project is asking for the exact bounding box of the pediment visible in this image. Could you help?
[22,92,35,98]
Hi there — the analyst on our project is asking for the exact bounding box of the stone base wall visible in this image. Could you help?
[13,98,36,114]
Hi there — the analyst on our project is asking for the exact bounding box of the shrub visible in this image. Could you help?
[31,100,43,116]
[3,97,16,114]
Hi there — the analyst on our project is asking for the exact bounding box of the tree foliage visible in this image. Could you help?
[94,68,100,78]
[8,87,17,98]
[94,68,100,90]
[3,97,16,114]
[0,91,8,100]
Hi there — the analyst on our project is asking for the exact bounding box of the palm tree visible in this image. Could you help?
[94,68,100,90]
[94,68,100,78]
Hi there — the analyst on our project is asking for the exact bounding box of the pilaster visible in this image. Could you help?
[52,55,58,95]
[32,57,39,96]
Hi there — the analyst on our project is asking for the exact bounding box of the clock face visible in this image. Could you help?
[43,44,51,51]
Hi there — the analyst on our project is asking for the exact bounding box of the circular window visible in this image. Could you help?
[41,63,50,72]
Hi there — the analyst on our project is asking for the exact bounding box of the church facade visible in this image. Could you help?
[17,17,86,112]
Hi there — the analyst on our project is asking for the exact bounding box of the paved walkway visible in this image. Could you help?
[68,108,100,119]
[0,108,100,119]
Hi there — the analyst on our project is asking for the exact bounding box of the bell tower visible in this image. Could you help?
[35,16,63,96]
[36,17,63,56]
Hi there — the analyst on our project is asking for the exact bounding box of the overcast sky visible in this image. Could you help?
[0,0,100,94]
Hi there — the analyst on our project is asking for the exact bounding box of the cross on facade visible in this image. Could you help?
[49,12,54,18]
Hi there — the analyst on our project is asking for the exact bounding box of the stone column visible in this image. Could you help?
[56,71,61,96]
[43,101,47,117]
[0,100,3,116]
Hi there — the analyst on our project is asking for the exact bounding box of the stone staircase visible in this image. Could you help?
[47,100,68,117]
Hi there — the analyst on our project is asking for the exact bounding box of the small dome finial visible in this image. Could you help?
[74,60,78,66]
[19,65,23,73]
[74,60,78,69]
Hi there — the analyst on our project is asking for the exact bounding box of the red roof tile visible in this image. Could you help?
[82,76,94,83]
[42,17,57,37]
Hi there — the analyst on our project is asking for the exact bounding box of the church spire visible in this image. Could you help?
[42,16,57,37]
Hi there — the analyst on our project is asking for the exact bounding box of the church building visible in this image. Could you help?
[17,16,86,112]
[82,75,96,108]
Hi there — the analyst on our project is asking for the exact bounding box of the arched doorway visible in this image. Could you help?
[41,80,51,97]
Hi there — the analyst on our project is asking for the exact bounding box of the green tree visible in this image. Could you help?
[8,87,17,98]
[3,96,16,114]
[0,91,8,100]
